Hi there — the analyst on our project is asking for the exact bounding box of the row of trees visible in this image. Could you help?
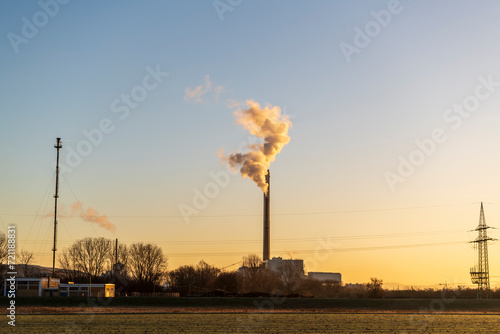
[167,254,335,297]
[7,234,499,298]
[0,232,38,277]
[59,237,167,292]
[0,233,375,296]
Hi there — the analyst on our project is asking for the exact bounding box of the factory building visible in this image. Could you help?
[59,283,115,297]
[265,257,304,275]
[3,277,115,297]
[3,277,60,297]
[308,272,342,283]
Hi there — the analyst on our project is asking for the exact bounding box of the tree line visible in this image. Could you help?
[2,234,500,298]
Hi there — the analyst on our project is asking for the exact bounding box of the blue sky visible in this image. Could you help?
[2,0,500,285]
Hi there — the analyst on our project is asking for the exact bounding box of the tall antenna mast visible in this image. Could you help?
[470,202,496,299]
[52,138,62,277]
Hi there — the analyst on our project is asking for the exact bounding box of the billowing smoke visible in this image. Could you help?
[45,202,116,233]
[222,100,291,193]
[72,202,116,233]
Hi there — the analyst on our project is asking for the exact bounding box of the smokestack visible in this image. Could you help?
[263,169,270,261]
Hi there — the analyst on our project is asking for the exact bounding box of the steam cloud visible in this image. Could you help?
[72,202,116,233]
[184,75,224,103]
[222,100,291,193]
[45,202,116,233]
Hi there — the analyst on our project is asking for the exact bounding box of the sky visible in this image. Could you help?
[1,0,500,287]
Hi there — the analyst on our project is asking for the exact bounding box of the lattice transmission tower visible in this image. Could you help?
[469,202,496,299]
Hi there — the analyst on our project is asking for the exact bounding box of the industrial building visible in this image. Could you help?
[3,277,114,298]
[3,277,60,297]
[59,283,115,297]
[308,272,342,283]
[265,257,304,275]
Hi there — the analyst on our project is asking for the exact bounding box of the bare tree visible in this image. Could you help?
[59,250,79,282]
[300,277,324,297]
[0,233,8,265]
[169,265,197,295]
[59,250,85,282]
[278,260,304,294]
[238,254,280,294]
[0,232,8,279]
[60,237,112,280]
[196,260,220,291]
[109,243,129,272]
[243,254,261,269]
[366,277,384,298]
[129,242,167,290]
[18,250,34,277]
[238,254,262,293]
[213,271,238,293]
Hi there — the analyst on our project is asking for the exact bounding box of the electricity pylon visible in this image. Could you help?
[469,202,496,299]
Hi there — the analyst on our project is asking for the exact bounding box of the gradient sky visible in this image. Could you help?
[1,0,500,287]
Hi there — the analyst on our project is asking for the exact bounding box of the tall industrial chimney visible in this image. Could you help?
[263,169,270,261]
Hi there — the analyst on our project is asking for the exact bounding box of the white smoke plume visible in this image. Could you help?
[222,100,291,193]
[72,202,116,233]
[184,75,224,103]
[45,202,116,233]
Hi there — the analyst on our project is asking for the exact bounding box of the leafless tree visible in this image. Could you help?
[243,254,261,269]
[238,254,262,293]
[0,233,8,264]
[300,277,324,297]
[213,271,238,293]
[18,250,34,277]
[238,254,280,294]
[0,233,8,279]
[196,260,220,291]
[59,237,112,280]
[59,250,84,282]
[278,260,304,294]
[109,243,129,271]
[129,242,167,289]
[366,277,384,298]
[169,265,197,294]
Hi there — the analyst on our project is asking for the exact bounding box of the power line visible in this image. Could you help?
[0,202,475,219]
[148,240,469,257]
[18,172,55,250]
[61,174,100,238]
[29,240,467,258]
[18,229,466,246]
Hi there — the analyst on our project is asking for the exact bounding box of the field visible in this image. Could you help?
[2,297,500,333]
[6,296,500,312]
[2,313,500,333]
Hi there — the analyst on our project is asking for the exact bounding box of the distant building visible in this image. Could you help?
[344,283,364,289]
[265,257,304,275]
[59,283,115,297]
[102,263,128,280]
[308,272,341,283]
[236,266,250,274]
[3,278,115,298]
[3,277,60,297]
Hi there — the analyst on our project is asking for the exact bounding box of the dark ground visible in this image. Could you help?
[2,296,500,314]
